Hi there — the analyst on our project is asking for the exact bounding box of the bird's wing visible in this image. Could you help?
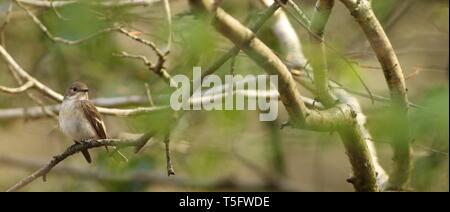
[80,100,128,162]
[80,100,107,139]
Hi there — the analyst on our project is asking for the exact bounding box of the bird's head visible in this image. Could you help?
[65,81,89,100]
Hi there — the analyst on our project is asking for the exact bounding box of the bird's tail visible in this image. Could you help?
[74,141,92,163]
[81,149,92,163]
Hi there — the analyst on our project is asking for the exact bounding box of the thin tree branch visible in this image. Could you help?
[144,83,155,106]
[0,44,171,117]
[15,0,117,45]
[0,95,165,120]
[0,3,58,119]
[164,135,175,176]
[162,0,172,51]
[6,132,155,192]
[292,71,422,109]
[0,80,34,94]
[0,44,63,101]
[117,27,173,85]
[117,27,165,58]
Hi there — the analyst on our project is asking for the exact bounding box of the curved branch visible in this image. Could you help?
[0,80,34,94]
[6,132,154,192]
[15,0,118,45]
[340,0,412,190]
[0,44,171,116]
[0,44,63,101]
[201,2,281,79]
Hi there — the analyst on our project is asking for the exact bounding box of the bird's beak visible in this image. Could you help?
[80,89,89,92]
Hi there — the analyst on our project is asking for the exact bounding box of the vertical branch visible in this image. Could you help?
[308,0,336,107]
[266,121,285,175]
[267,0,384,190]
[162,0,172,51]
[164,135,175,176]
[340,0,411,190]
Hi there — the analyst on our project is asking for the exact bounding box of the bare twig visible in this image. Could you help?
[117,27,165,58]
[49,0,67,21]
[144,83,155,106]
[117,27,173,85]
[164,135,175,176]
[0,80,34,94]
[162,0,172,52]
[15,0,117,45]
[0,44,62,101]
[6,132,154,192]
[114,51,153,68]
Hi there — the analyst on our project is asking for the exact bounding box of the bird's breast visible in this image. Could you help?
[59,100,97,141]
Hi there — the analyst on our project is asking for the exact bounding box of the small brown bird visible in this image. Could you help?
[59,81,128,163]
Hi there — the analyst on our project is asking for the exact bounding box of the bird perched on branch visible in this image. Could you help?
[59,81,128,163]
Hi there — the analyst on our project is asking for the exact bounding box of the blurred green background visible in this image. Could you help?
[0,0,448,191]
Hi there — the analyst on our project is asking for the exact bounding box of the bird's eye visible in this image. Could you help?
[72,88,77,92]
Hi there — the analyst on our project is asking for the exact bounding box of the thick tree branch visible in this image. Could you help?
[201,2,281,79]
[211,7,309,124]
[259,0,383,191]
[195,2,366,133]
[6,132,154,192]
[340,0,412,190]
